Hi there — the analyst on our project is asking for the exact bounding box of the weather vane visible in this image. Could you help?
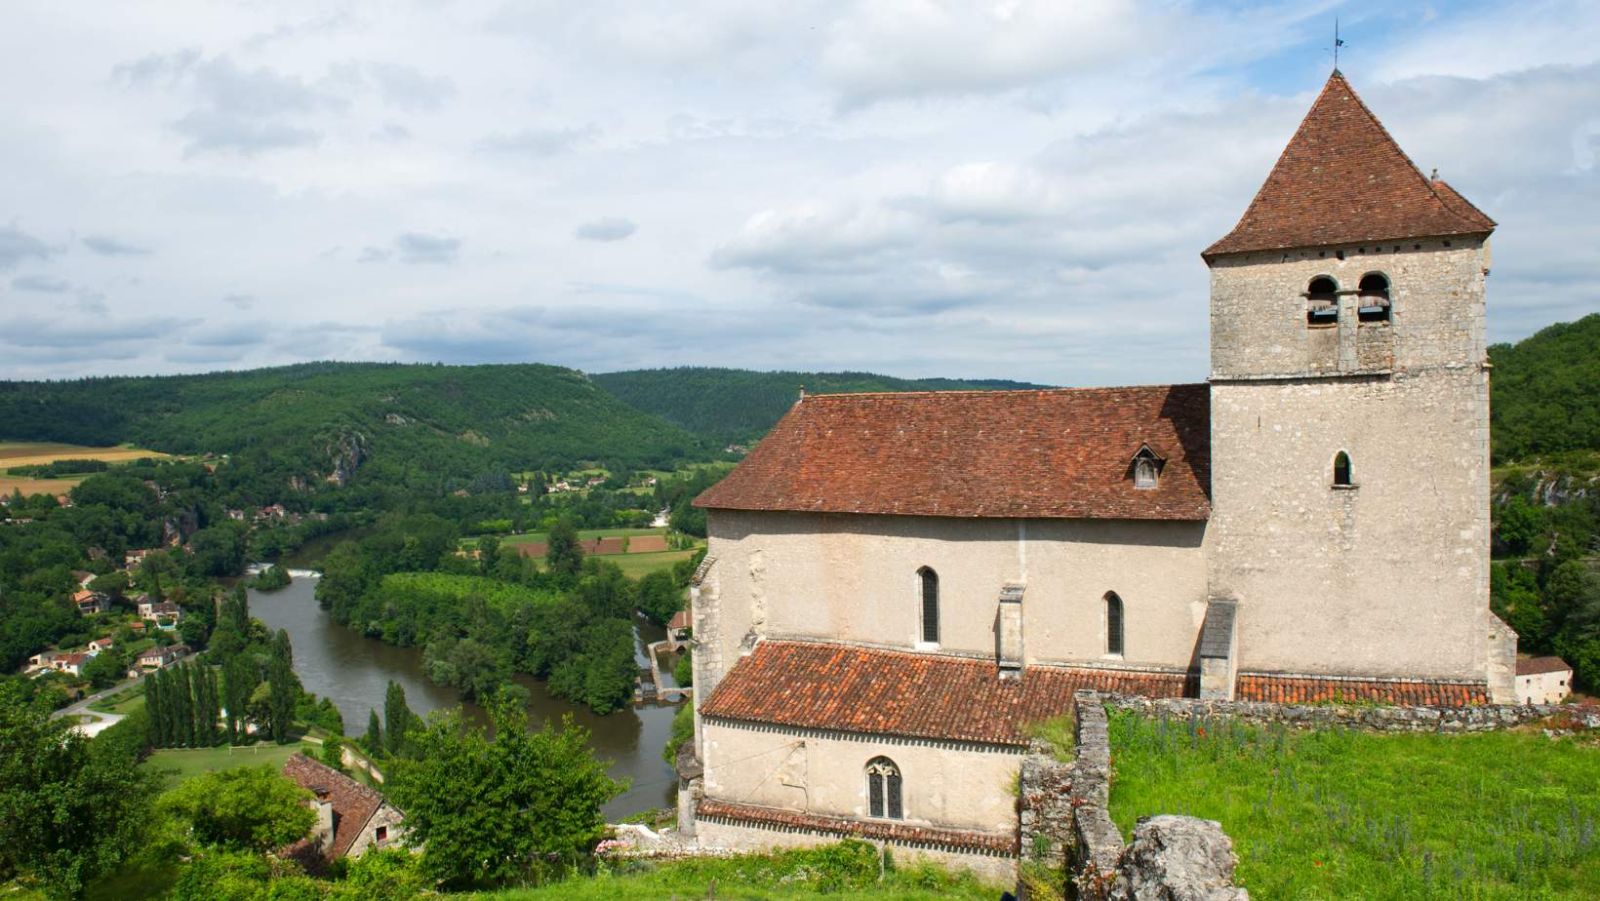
[1333,17,1346,71]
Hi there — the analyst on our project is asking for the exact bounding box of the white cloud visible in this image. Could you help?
[0,1,1591,382]
[575,217,637,242]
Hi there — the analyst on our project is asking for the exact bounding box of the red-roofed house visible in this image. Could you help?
[281,754,407,861]
[73,590,110,615]
[680,72,1511,878]
[1515,657,1572,705]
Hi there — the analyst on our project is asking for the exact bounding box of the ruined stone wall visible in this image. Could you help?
[1207,238,1492,684]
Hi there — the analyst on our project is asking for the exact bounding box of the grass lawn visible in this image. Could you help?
[89,685,146,715]
[143,741,319,788]
[609,548,702,578]
[494,527,669,548]
[1108,710,1600,899]
[482,841,999,901]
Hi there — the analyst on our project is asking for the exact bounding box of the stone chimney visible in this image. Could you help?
[308,786,336,853]
[998,582,1024,678]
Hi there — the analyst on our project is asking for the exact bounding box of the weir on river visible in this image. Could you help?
[247,574,683,819]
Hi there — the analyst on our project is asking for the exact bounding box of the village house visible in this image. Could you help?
[26,650,65,673]
[73,589,110,615]
[281,754,408,862]
[51,651,95,677]
[87,637,115,652]
[133,644,188,676]
[680,72,1513,878]
[1515,657,1573,705]
[667,610,693,652]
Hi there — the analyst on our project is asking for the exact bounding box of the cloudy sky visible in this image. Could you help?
[1,1,1596,385]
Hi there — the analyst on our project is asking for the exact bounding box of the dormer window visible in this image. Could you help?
[1357,273,1391,323]
[1131,445,1162,490]
[1306,276,1338,327]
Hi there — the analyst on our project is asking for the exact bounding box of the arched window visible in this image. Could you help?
[866,757,903,819]
[1357,273,1391,323]
[1306,276,1338,326]
[1333,451,1353,487]
[918,567,939,644]
[1106,592,1125,656]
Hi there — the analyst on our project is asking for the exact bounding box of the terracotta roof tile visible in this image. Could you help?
[695,385,1210,521]
[282,753,388,858]
[1235,673,1487,707]
[1205,72,1494,259]
[697,799,1016,855]
[1516,656,1571,677]
[700,640,1191,746]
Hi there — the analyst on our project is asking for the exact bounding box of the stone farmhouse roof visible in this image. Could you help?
[282,753,389,859]
[1204,71,1494,259]
[1515,656,1571,677]
[694,384,1211,521]
[700,640,1190,746]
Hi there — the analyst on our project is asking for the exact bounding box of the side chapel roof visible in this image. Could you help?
[694,384,1210,521]
[700,640,1190,746]
[1204,71,1494,259]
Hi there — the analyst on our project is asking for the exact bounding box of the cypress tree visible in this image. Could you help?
[384,681,412,756]
[366,709,383,756]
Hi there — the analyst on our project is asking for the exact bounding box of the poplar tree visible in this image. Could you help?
[144,673,164,748]
[267,634,296,745]
[223,654,255,745]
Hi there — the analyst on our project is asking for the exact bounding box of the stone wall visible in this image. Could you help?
[1026,690,1250,900]
[1103,694,1600,732]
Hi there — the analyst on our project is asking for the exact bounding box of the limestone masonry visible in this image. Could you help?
[679,71,1514,878]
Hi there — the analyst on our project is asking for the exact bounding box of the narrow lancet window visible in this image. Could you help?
[1106,592,1125,656]
[919,567,939,644]
[1306,276,1339,326]
[1333,451,1353,487]
[866,757,903,819]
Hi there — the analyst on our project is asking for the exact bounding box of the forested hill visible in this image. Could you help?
[0,363,705,491]
[591,367,1050,444]
[1490,313,1600,462]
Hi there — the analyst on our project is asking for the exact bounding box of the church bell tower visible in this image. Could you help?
[1201,72,1514,701]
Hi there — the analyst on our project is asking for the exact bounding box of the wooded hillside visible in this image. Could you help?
[1490,313,1600,462]
[592,367,1047,444]
[0,363,707,491]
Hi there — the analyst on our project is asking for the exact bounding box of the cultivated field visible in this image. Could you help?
[0,441,170,497]
[0,441,169,467]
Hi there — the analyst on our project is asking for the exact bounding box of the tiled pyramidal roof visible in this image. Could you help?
[1205,71,1494,258]
[700,640,1191,745]
[694,384,1211,521]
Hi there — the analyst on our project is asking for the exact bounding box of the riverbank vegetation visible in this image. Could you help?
[317,513,699,714]
[1107,710,1600,898]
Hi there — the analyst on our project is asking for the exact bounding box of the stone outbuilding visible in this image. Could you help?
[1515,657,1573,705]
[281,754,407,862]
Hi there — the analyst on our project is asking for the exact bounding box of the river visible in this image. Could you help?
[247,573,682,820]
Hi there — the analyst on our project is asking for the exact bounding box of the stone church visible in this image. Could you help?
[677,72,1516,875]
